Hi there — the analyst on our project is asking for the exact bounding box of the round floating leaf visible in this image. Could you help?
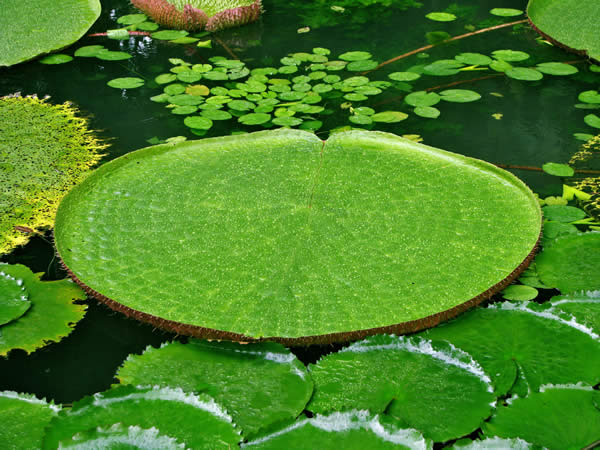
[39,54,73,65]
[176,71,202,83]
[171,105,198,115]
[308,335,495,442]
[299,120,323,131]
[346,60,379,71]
[579,90,600,104]
[389,72,421,82]
[439,89,481,103]
[201,109,232,120]
[422,303,600,396]
[549,293,600,334]
[501,285,538,301]
[542,162,574,177]
[536,233,600,293]
[107,77,145,89]
[490,8,523,17]
[505,67,543,81]
[484,386,600,449]
[0,392,59,449]
[541,221,578,247]
[168,94,204,106]
[370,111,408,123]
[423,60,464,76]
[344,93,368,101]
[95,50,132,61]
[492,50,530,62]
[349,114,373,125]
[151,30,189,40]
[414,106,440,119]
[56,424,185,449]
[117,13,147,25]
[489,60,512,73]
[0,0,101,67]
[339,51,372,61]
[535,62,578,75]
[164,84,186,95]
[155,73,177,85]
[54,130,541,343]
[405,91,441,107]
[584,113,600,128]
[74,45,105,57]
[542,205,586,223]
[0,270,30,325]
[183,116,213,130]
[272,116,302,127]
[354,107,375,116]
[0,264,87,356]
[42,385,239,449]
[243,411,431,449]
[528,0,600,62]
[238,112,271,125]
[228,100,256,111]
[117,340,312,439]
[425,12,456,22]
[455,53,493,66]
[136,21,159,31]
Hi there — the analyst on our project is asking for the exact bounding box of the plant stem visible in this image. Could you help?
[493,164,600,174]
[367,19,528,73]
[213,37,239,60]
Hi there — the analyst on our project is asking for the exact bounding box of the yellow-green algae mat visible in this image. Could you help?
[54,129,541,344]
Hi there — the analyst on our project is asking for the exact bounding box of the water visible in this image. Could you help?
[0,0,597,403]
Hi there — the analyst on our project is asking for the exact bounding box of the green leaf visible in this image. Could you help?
[54,130,541,342]
[451,437,533,449]
[238,112,271,125]
[183,116,213,130]
[155,73,177,85]
[484,386,600,449]
[541,221,578,247]
[439,89,481,103]
[528,0,600,62]
[171,105,198,115]
[42,385,239,449]
[542,205,586,223]
[535,62,578,75]
[0,0,101,66]
[272,116,303,127]
[492,50,530,62]
[0,271,30,326]
[414,106,440,119]
[308,335,495,442]
[542,162,574,176]
[489,59,513,73]
[423,60,464,76]
[579,90,600,104]
[422,303,600,396]
[117,14,147,25]
[549,292,600,335]
[455,53,493,66]
[107,77,145,89]
[228,100,256,111]
[201,109,232,120]
[151,30,189,40]
[344,93,368,101]
[244,411,432,449]
[56,424,185,449]
[106,28,130,40]
[136,21,159,31]
[117,340,312,439]
[39,54,73,65]
[176,71,202,83]
[505,67,543,81]
[425,31,451,45]
[170,36,200,44]
[339,51,372,61]
[342,76,370,87]
[95,50,132,61]
[389,72,421,82]
[370,111,408,123]
[489,8,523,17]
[425,12,457,22]
[584,113,600,128]
[501,285,538,301]
[405,91,441,107]
[346,60,379,71]
[0,392,59,448]
[349,114,373,125]
[536,233,600,293]
[0,264,87,356]
[74,45,105,57]
[167,94,204,106]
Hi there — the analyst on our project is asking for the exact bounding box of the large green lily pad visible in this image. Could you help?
[55,129,541,344]
[0,0,101,67]
[527,0,600,63]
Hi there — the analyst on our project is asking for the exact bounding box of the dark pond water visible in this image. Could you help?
[0,0,596,403]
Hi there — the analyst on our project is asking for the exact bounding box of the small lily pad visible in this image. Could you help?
[155,74,177,85]
[542,205,586,223]
[183,116,213,130]
[201,109,232,121]
[371,111,409,123]
[95,50,132,61]
[584,113,600,128]
[238,112,271,125]
[389,72,421,81]
[405,91,440,107]
[151,30,189,40]
[346,60,378,71]
[535,62,578,75]
[505,68,543,81]
[439,89,481,103]
[272,116,303,127]
[107,77,145,89]
[501,285,538,301]
[542,162,574,177]
[579,90,600,104]
[176,71,202,83]
[117,14,147,25]
[490,8,523,17]
[492,50,530,62]
[425,12,456,22]
[414,106,440,119]
[349,114,373,125]
[74,45,105,57]
[423,60,464,76]
[455,53,493,66]
[106,29,130,40]
[39,54,73,65]
[339,51,372,61]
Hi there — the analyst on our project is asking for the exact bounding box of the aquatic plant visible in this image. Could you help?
[130,0,262,31]
[0,0,101,67]
[0,95,104,255]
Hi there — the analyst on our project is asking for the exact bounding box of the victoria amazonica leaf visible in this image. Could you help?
[0,0,101,67]
[116,340,312,438]
[0,270,30,325]
[422,302,600,396]
[43,385,239,449]
[54,129,541,343]
[56,424,185,449]
[307,335,495,442]
[0,391,60,449]
[484,386,600,449]
[0,264,87,356]
[527,0,600,62]
[243,411,432,450]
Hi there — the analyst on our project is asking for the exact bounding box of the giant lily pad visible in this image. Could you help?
[527,0,600,63]
[54,129,541,344]
[0,0,101,67]
[307,335,495,442]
